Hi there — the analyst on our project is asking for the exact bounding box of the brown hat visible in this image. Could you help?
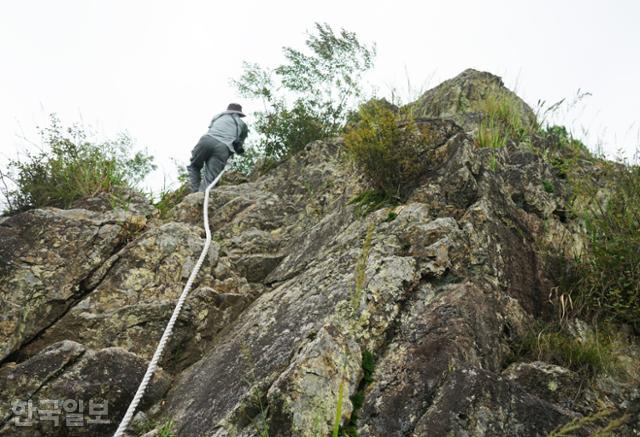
[225,103,246,117]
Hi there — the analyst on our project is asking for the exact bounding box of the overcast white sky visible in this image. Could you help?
[1,0,639,192]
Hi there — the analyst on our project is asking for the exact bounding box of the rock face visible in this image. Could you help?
[0,341,170,436]
[411,68,537,134]
[0,207,147,362]
[0,69,638,436]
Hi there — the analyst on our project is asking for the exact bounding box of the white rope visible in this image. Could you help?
[113,165,229,437]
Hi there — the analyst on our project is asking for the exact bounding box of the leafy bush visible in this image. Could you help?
[344,100,429,200]
[567,163,640,329]
[0,116,155,214]
[233,23,375,165]
[253,100,328,160]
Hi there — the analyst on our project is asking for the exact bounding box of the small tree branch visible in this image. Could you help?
[0,168,15,212]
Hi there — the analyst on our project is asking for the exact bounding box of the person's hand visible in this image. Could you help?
[232,140,245,155]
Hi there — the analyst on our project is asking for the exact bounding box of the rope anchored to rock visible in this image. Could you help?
[113,165,229,437]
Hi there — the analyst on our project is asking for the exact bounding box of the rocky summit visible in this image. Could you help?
[0,69,638,436]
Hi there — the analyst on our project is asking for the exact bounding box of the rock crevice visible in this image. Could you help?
[1,69,638,436]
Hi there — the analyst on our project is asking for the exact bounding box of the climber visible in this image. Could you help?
[187,103,248,192]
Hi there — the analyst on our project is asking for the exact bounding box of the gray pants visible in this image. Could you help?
[187,135,231,192]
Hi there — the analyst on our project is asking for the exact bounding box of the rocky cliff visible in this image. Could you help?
[1,69,638,436]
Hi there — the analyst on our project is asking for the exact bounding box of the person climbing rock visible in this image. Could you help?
[187,103,248,192]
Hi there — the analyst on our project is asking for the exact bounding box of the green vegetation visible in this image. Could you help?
[339,350,376,437]
[254,394,270,437]
[477,122,507,149]
[233,23,375,170]
[487,152,499,172]
[0,115,155,214]
[542,125,594,178]
[544,125,591,156]
[530,106,640,331]
[158,419,175,437]
[471,90,639,332]
[154,167,190,219]
[231,147,269,175]
[332,381,345,437]
[238,341,270,435]
[133,418,175,437]
[476,93,535,149]
[384,211,398,222]
[351,223,375,315]
[345,100,430,200]
[348,189,395,217]
[154,184,189,219]
[548,405,629,437]
[510,323,626,378]
[565,163,640,330]
[361,350,375,385]
[472,91,596,191]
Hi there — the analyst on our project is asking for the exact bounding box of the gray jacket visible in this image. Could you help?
[206,112,248,153]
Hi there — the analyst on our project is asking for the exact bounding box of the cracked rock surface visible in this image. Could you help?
[1,69,638,436]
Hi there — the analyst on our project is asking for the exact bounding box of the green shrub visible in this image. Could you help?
[345,100,429,200]
[567,164,640,330]
[0,115,155,214]
[253,100,328,160]
[233,23,375,167]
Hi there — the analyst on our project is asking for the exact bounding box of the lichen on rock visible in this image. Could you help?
[0,68,638,436]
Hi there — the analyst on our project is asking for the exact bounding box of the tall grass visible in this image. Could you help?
[475,93,535,149]
[566,163,640,330]
[344,100,430,200]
